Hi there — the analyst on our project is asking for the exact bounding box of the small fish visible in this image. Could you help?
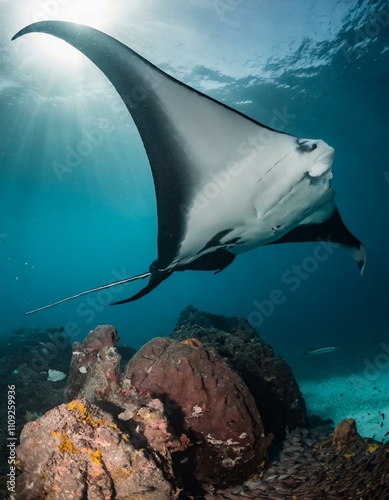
[304,346,339,356]
[47,369,67,382]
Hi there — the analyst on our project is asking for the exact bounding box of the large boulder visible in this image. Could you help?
[125,337,273,486]
[171,305,307,441]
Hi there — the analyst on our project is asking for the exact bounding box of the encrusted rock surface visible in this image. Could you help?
[125,337,273,486]
[65,324,121,402]
[171,305,306,441]
[333,417,358,449]
[15,399,180,499]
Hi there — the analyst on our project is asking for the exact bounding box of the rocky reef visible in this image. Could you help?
[0,326,134,479]
[171,306,307,442]
[7,308,389,499]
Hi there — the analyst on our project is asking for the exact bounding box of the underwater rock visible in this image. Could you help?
[60,326,192,494]
[171,305,306,441]
[111,386,191,459]
[333,417,359,449]
[65,324,121,402]
[125,337,273,486]
[82,323,119,351]
[15,399,180,499]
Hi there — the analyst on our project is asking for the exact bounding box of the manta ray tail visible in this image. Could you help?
[24,272,151,315]
[110,270,173,305]
[110,249,236,305]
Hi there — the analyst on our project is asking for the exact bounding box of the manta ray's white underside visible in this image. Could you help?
[174,136,335,268]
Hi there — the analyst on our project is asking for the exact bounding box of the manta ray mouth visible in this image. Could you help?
[309,162,333,179]
[308,145,334,179]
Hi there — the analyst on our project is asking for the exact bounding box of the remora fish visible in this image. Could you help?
[304,347,339,356]
[11,21,366,314]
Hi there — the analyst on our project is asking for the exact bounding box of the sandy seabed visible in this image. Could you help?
[299,367,389,443]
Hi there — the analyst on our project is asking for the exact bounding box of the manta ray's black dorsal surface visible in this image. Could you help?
[12,21,365,313]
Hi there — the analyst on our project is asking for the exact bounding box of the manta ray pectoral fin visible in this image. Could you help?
[12,21,286,274]
[269,208,366,274]
[24,272,151,315]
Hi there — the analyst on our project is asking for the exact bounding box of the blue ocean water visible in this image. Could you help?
[1,0,388,376]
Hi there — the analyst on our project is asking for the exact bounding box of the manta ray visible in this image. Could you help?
[12,21,365,314]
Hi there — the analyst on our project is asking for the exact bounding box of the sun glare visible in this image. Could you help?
[23,0,115,66]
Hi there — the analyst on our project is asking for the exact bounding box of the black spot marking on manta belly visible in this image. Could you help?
[198,228,234,254]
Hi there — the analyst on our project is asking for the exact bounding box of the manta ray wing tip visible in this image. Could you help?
[12,23,36,41]
[349,242,366,276]
[357,244,366,276]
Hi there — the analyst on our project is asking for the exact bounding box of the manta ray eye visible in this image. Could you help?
[297,139,318,153]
